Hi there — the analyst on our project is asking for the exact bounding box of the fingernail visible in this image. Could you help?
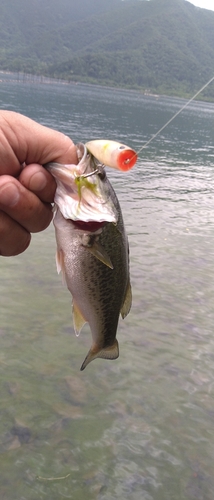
[29,172,47,192]
[0,183,20,207]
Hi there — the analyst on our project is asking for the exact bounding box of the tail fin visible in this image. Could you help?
[80,339,119,371]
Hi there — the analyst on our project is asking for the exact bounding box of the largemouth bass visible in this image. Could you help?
[46,143,132,370]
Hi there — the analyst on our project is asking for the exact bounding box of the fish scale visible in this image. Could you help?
[54,198,130,370]
[46,143,132,370]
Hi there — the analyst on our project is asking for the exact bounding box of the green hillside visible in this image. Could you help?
[1,0,214,99]
[0,0,121,72]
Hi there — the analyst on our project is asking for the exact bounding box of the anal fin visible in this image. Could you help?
[73,301,87,337]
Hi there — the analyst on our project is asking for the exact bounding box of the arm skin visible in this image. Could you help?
[0,111,77,256]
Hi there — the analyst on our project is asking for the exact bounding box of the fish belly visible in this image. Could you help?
[54,209,129,349]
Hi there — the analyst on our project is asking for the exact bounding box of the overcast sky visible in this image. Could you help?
[186,0,214,10]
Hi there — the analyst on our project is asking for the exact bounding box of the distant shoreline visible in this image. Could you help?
[1,70,214,104]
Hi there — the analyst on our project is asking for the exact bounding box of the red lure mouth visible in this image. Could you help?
[118,149,137,171]
[72,220,107,232]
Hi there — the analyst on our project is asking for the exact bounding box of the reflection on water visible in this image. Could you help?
[1,74,214,499]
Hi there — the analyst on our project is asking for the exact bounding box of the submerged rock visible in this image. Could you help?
[10,425,32,444]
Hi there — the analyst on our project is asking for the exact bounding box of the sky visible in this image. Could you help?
[186,0,214,10]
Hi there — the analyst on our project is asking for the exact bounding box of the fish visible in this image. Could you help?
[46,143,132,371]
[85,139,137,171]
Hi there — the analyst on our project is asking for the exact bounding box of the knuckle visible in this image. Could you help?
[30,204,53,233]
[0,211,31,256]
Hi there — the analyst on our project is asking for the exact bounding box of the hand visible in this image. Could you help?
[0,111,77,256]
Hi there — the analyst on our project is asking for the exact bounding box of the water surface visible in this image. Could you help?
[1,73,214,499]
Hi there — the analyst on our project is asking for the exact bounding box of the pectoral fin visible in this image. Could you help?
[120,279,132,319]
[73,301,87,337]
[87,241,113,269]
[80,339,119,371]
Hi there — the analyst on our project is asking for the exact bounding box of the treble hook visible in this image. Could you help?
[81,168,100,179]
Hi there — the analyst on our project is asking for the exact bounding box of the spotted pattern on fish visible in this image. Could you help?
[47,143,132,370]
[53,180,131,369]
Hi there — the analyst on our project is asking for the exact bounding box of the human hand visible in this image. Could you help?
[0,111,77,256]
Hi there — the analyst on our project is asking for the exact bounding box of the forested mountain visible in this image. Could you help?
[1,0,214,99]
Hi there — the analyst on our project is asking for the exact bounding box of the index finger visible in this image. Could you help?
[0,111,78,176]
[19,164,56,203]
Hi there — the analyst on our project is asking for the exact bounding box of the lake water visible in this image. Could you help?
[1,73,214,500]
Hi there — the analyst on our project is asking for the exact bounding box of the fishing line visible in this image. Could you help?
[128,75,214,162]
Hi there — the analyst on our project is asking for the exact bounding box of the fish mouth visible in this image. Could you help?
[44,143,118,224]
[72,220,107,232]
[44,143,100,190]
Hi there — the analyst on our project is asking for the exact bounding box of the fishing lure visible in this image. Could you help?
[86,140,137,171]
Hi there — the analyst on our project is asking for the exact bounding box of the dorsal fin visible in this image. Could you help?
[120,279,132,319]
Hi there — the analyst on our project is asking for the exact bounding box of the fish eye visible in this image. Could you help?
[98,168,106,180]
[118,145,126,150]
